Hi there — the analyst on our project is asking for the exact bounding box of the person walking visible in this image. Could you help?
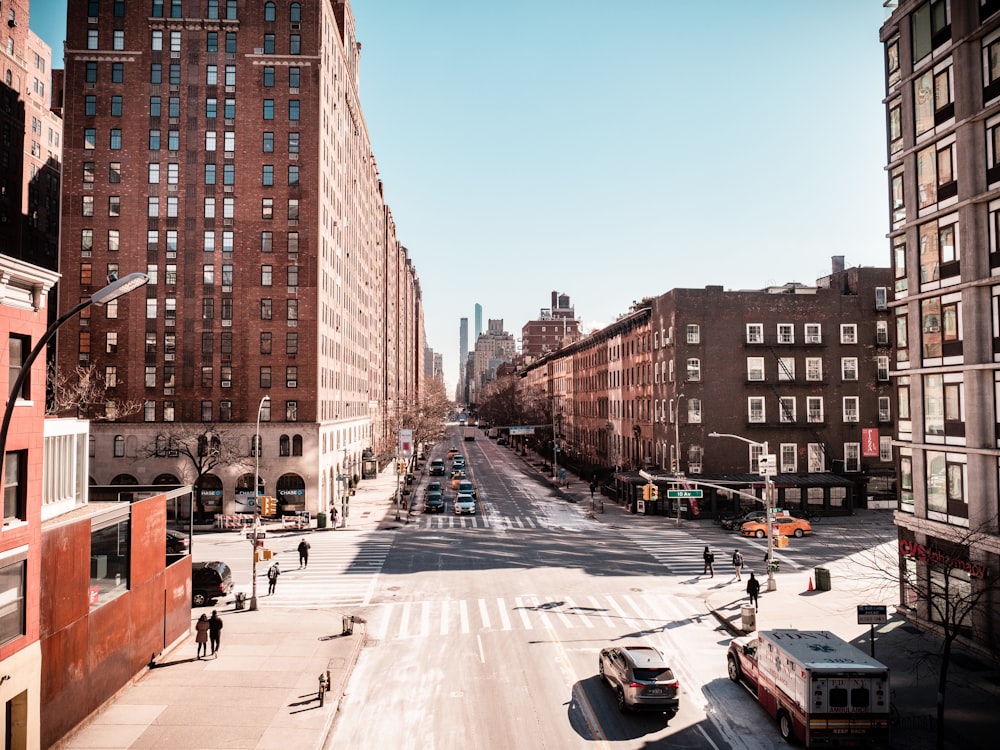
[732,549,744,581]
[703,546,715,577]
[208,610,223,656]
[195,614,210,659]
[267,561,280,594]
[297,538,311,568]
[747,571,761,611]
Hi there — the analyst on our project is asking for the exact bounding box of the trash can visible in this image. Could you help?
[741,606,757,632]
[342,615,354,635]
[234,592,247,610]
[316,512,327,529]
[815,566,831,591]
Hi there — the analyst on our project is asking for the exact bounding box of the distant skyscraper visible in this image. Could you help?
[459,317,469,400]
[475,303,483,341]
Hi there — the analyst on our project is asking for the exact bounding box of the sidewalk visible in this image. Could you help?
[54,464,406,750]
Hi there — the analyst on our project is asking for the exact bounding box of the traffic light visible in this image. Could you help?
[259,496,276,516]
[642,484,652,501]
[650,485,659,500]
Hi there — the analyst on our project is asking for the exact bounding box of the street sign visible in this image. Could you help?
[666,489,703,498]
[509,426,535,436]
[857,604,888,624]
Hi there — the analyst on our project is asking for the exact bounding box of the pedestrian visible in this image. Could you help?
[267,561,280,594]
[732,549,744,581]
[590,482,596,501]
[747,571,760,611]
[297,538,311,568]
[703,546,715,577]
[195,613,209,658]
[208,610,223,656]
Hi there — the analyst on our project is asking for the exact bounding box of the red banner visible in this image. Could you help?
[862,428,880,457]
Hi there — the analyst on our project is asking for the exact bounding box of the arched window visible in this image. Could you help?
[290,3,301,22]
[113,435,125,457]
[279,435,290,456]
[292,434,302,456]
[264,1,275,21]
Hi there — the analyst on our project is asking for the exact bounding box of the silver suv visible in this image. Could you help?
[598,644,680,716]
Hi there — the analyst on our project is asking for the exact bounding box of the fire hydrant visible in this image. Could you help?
[318,671,330,706]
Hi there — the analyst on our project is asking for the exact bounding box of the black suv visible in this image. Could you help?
[192,561,233,607]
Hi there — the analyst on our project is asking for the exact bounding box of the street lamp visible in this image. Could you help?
[0,272,149,485]
[709,431,777,592]
[249,394,270,611]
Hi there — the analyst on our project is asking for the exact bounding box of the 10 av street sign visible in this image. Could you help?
[666,489,703,499]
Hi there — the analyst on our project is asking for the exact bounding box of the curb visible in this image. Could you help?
[317,621,368,750]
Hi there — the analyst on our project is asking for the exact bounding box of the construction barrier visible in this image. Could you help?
[281,514,310,530]
[214,514,256,530]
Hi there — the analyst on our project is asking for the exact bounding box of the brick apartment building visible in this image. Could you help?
[880,0,1000,649]
[522,260,894,518]
[55,0,424,518]
[520,291,582,361]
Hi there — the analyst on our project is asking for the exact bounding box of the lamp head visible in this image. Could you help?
[91,272,148,306]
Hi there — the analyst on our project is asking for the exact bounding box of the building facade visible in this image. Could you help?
[520,290,582,360]
[55,0,423,518]
[881,0,1000,648]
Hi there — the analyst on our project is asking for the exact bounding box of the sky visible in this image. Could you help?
[30,0,891,399]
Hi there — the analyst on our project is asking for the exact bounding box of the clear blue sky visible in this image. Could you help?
[31,0,890,399]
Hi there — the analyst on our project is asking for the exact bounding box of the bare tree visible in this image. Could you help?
[857,519,1000,750]
[47,364,143,419]
[397,378,452,464]
[136,425,254,522]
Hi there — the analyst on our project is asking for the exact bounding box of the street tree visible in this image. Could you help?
[396,378,451,464]
[858,520,1000,749]
[136,425,254,522]
[47,363,143,419]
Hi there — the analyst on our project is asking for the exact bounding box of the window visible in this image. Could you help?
[808,443,826,472]
[780,444,797,473]
[261,299,272,320]
[686,358,700,381]
[290,35,301,55]
[261,265,273,286]
[878,396,891,423]
[113,30,124,51]
[220,401,232,421]
[286,401,298,422]
[0,556,26,643]
[746,357,764,381]
[279,435,291,457]
[286,299,298,321]
[687,398,701,424]
[844,443,861,472]
[264,34,275,54]
[2,451,27,526]
[287,266,299,288]
[87,29,98,49]
[262,165,274,186]
[877,355,890,381]
[841,357,858,381]
[779,397,796,423]
[840,324,857,344]
[286,366,298,387]
[106,332,118,353]
[260,366,272,388]
[113,435,125,457]
[261,332,272,354]
[843,396,860,422]
[807,397,823,423]
[263,100,274,120]
[919,216,961,284]
[748,397,765,423]
[289,100,300,120]
[288,165,299,186]
[263,131,274,152]
[914,63,954,138]
[262,199,273,219]
[112,63,124,83]
[876,320,890,345]
[109,129,122,150]
[261,232,273,253]
[289,67,300,88]
[686,324,700,344]
[201,401,213,422]
[778,357,795,381]
[288,132,300,153]
[8,336,30,400]
[879,436,892,462]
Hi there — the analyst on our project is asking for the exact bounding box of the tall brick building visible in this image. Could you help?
[56,0,423,517]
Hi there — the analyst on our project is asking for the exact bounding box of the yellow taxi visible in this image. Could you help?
[741,515,812,539]
[450,470,467,490]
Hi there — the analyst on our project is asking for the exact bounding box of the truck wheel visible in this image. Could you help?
[778,711,794,743]
[756,530,766,538]
[727,656,740,682]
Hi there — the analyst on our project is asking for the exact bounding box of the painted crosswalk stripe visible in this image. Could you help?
[514,596,533,630]
[497,597,512,630]
[564,596,594,628]
[478,598,491,630]
[440,599,450,636]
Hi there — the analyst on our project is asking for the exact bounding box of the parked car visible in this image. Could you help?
[720,510,767,531]
[457,480,477,499]
[497,436,508,446]
[741,516,813,538]
[424,491,445,513]
[429,459,446,476]
[166,529,189,555]
[454,494,476,515]
[598,644,680,715]
[191,561,233,607]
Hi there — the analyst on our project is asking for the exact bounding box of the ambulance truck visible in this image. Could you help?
[727,629,890,747]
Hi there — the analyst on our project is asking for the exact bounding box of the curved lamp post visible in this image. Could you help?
[249,394,270,611]
[709,431,777,592]
[0,273,149,485]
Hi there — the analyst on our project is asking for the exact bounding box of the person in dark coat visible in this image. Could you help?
[208,610,223,656]
[297,539,311,568]
[267,562,280,594]
[747,572,761,611]
[732,549,744,581]
[195,614,210,658]
[703,546,715,577]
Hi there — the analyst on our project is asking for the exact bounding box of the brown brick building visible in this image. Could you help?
[55,0,423,517]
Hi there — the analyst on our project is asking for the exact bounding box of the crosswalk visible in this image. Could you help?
[411,512,578,531]
[367,590,709,642]
[261,535,393,609]
[619,528,718,576]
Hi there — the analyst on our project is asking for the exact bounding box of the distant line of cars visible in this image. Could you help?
[423,447,479,515]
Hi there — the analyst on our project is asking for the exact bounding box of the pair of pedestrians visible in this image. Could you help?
[194,611,224,658]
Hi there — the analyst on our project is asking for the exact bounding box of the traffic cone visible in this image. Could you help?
[808,577,814,592]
